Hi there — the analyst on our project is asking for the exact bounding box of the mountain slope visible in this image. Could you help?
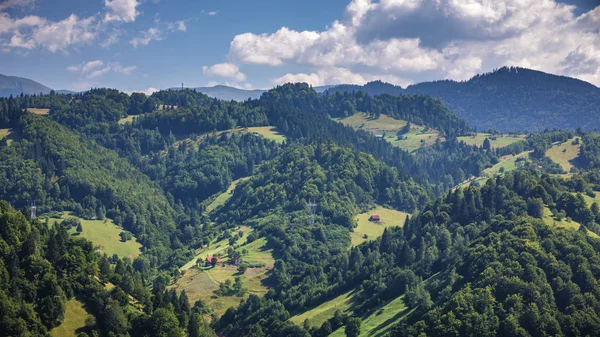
[327,67,600,132]
[0,73,52,97]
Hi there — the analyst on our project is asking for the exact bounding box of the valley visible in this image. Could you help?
[2,76,600,337]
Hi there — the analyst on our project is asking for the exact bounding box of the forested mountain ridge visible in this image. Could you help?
[217,170,600,337]
[327,67,600,132]
[2,83,600,337]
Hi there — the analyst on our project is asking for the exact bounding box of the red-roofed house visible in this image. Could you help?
[369,215,380,222]
[205,256,221,265]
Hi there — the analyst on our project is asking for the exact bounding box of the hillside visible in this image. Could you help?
[2,84,600,337]
[0,73,52,97]
[327,67,600,132]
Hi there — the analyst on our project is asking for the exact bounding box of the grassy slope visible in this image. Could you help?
[27,108,50,115]
[330,295,411,337]
[545,138,582,172]
[289,290,356,328]
[50,299,88,337]
[581,192,600,208]
[542,207,599,239]
[46,212,142,259]
[173,235,274,316]
[118,114,145,125]
[458,151,532,188]
[179,226,254,271]
[246,126,286,144]
[205,177,251,214]
[170,126,285,151]
[0,128,16,145]
[352,206,410,246]
[457,133,526,148]
[335,113,442,153]
[291,290,410,337]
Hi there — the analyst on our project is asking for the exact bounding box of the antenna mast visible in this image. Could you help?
[29,201,36,220]
[307,199,317,226]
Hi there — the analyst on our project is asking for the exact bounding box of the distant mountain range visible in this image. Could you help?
[327,67,600,132]
[0,74,53,97]
[167,85,336,101]
[2,67,599,132]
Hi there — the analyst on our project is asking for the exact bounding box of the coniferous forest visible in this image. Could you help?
[2,79,600,337]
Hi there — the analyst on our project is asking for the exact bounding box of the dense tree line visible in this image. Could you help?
[215,171,600,336]
[0,201,216,337]
[0,112,178,262]
[261,84,495,193]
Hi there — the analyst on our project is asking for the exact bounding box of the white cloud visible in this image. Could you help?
[167,20,186,32]
[133,87,159,95]
[273,67,410,87]
[203,62,247,82]
[0,0,35,11]
[208,11,218,16]
[87,66,111,79]
[67,60,136,79]
[229,27,320,66]
[225,0,600,86]
[130,27,162,47]
[104,0,140,23]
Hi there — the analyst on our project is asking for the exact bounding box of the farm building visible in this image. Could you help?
[205,256,221,265]
[369,215,380,222]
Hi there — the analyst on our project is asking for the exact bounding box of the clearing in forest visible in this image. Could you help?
[352,206,410,246]
[205,177,251,214]
[28,108,50,115]
[335,113,442,153]
[46,212,142,259]
[50,299,89,337]
[289,290,356,328]
[173,234,274,316]
[457,133,526,148]
[329,295,411,337]
[542,207,599,239]
[0,128,17,145]
[545,138,583,173]
[581,192,600,208]
[457,151,532,188]
[246,126,286,143]
[118,114,145,125]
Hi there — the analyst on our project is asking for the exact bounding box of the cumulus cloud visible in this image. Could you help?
[203,63,247,82]
[67,60,136,79]
[130,27,162,47]
[0,13,98,53]
[273,67,410,87]
[104,0,140,23]
[0,0,185,53]
[224,0,600,86]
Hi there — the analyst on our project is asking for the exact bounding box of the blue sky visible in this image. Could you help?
[0,0,599,93]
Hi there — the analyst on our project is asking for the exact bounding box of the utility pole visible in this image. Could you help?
[182,83,184,90]
[29,201,36,220]
[307,199,317,226]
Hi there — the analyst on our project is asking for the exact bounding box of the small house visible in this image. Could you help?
[205,256,221,266]
[369,215,380,222]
